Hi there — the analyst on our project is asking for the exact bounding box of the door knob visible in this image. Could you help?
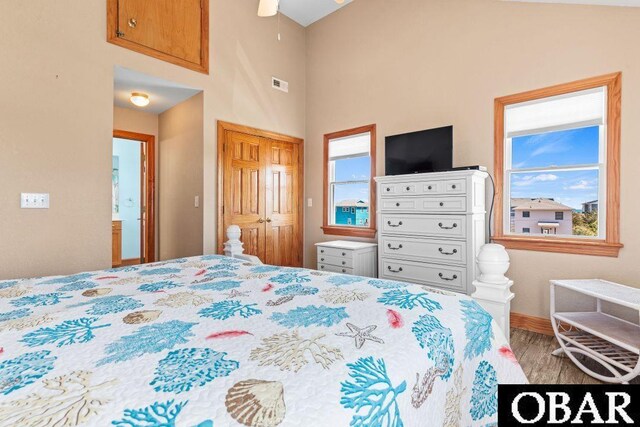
[258,218,265,223]
[128,18,137,28]
[266,218,272,223]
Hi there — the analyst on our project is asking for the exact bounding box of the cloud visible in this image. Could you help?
[512,174,558,187]
[566,180,596,191]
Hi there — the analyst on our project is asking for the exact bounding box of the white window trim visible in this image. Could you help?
[327,138,371,228]
[502,86,608,240]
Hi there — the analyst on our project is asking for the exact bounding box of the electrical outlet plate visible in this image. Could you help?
[21,193,50,209]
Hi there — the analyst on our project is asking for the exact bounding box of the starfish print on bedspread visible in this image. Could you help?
[336,323,384,349]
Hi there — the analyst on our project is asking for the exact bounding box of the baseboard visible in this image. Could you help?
[120,258,141,267]
[511,312,554,336]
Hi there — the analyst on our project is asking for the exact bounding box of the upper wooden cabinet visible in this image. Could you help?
[107,0,209,74]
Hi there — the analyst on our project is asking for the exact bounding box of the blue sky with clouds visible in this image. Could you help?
[511,126,600,210]
[333,156,371,203]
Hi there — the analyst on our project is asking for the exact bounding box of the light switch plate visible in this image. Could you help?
[194,195,200,208]
[307,198,313,207]
[21,193,50,209]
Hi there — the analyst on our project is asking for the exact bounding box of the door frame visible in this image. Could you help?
[216,120,304,264]
[113,129,156,264]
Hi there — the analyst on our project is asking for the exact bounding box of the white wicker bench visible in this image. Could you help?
[550,279,640,384]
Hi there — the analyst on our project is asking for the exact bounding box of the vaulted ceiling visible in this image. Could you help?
[279,0,353,27]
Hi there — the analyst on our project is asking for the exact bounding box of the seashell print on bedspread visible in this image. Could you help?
[0,255,527,426]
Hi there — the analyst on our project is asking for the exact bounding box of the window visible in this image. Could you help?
[494,73,622,257]
[323,124,377,238]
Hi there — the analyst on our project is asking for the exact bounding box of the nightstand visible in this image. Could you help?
[315,241,378,277]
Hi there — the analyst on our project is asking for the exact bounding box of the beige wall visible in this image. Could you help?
[159,93,204,260]
[113,106,160,261]
[304,0,640,318]
[0,0,306,279]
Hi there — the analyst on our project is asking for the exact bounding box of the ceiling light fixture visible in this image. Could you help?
[258,0,279,17]
[130,92,150,107]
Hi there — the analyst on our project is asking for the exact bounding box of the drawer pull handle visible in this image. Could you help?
[438,222,457,230]
[342,261,346,265]
[320,265,325,269]
[342,252,346,256]
[428,185,433,190]
[320,258,325,261]
[395,203,400,207]
[320,250,324,253]
[406,186,411,191]
[452,184,457,189]
[386,187,391,192]
[387,221,403,227]
[438,248,458,255]
[387,266,403,273]
[342,269,347,273]
[387,244,403,250]
[439,202,444,207]
[439,273,458,281]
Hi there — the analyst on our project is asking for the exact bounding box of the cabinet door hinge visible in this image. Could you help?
[116,30,125,37]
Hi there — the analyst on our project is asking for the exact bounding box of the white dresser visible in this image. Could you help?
[315,241,378,277]
[374,170,487,294]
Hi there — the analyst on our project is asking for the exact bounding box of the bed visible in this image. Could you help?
[0,255,526,426]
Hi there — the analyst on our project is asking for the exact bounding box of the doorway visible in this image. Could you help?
[217,121,304,267]
[112,130,155,267]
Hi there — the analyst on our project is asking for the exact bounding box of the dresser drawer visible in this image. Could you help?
[318,263,353,274]
[381,181,442,197]
[317,246,352,259]
[380,258,467,292]
[380,179,466,197]
[317,254,353,268]
[380,235,466,264]
[381,214,466,238]
[381,196,466,213]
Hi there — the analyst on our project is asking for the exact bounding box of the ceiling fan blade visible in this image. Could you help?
[258,0,279,17]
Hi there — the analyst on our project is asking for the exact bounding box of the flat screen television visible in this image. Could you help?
[385,126,453,176]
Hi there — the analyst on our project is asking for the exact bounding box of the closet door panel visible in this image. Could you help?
[265,141,301,267]
[223,131,267,262]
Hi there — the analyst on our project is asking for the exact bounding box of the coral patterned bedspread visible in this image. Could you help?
[0,255,526,426]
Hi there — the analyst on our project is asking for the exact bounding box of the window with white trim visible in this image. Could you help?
[323,125,377,238]
[494,73,622,257]
[504,87,607,238]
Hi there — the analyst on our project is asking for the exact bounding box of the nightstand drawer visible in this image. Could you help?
[317,263,353,275]
[317,246,352,259]
[317,254,353,268]
[380,258,466,292]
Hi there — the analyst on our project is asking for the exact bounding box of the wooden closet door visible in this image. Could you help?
[223,131,267,261]
[265,141,302,267]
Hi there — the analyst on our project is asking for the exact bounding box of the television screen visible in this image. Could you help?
[385,126,453,176]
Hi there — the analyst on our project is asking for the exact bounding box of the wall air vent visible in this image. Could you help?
[272,77,289,93]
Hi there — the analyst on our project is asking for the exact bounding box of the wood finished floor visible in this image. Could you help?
[510,328,640,384]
